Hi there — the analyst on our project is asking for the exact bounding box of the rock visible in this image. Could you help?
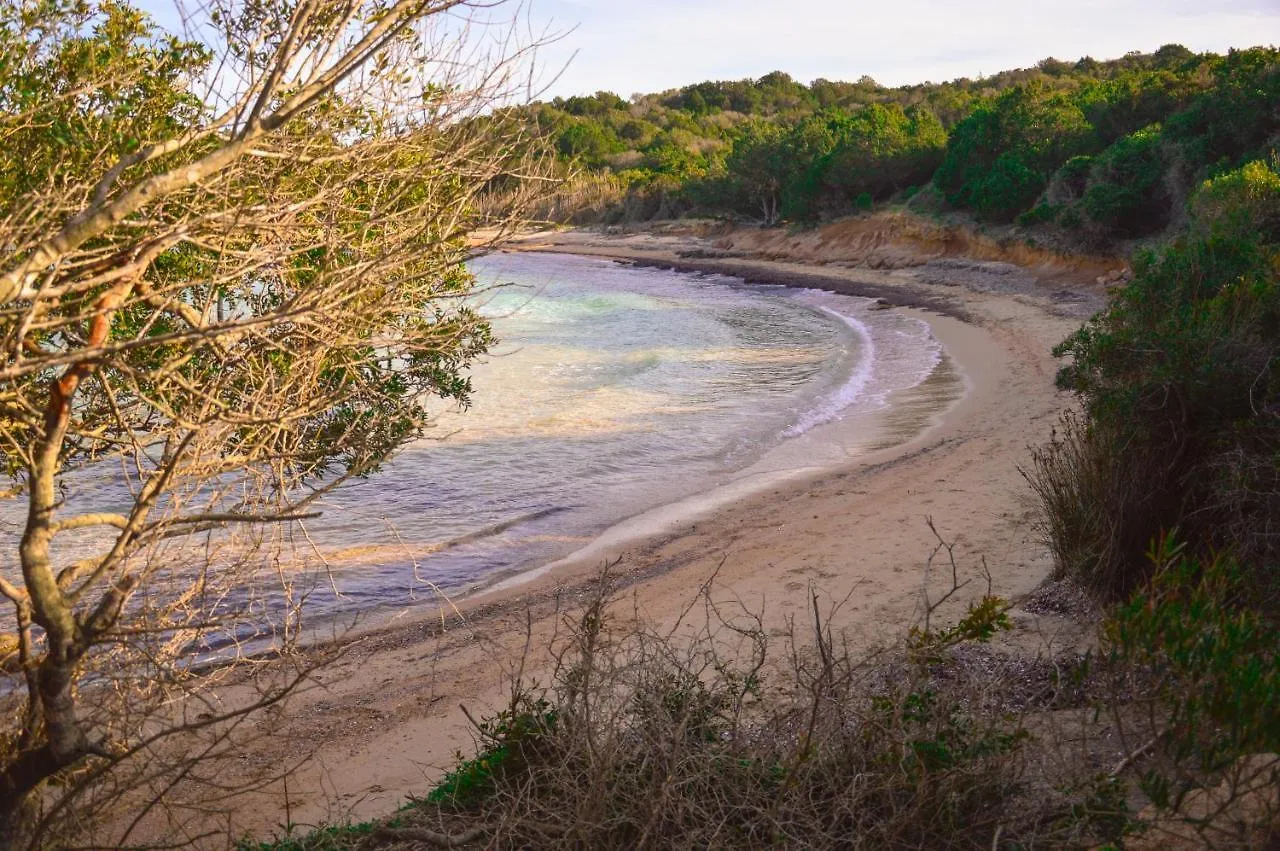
[1096,267,1133,288]
[676,248,730,260]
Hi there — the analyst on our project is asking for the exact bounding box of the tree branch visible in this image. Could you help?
[47,514,131,535]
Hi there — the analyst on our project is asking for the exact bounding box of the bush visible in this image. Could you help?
[359,576,1035,850]
[1106,541,1280,767]
[1079,126,1171,238]
[935,84,1098,222]
[1036,214,1280,598]
[427,694,557,807]
[1190,156,1280,242]
[1165,47,1280,172]
[1025,413,1144,599]
[1016,202,1062,226]
[1091,541,1280,847]
[556,121,623,166]
[970,152,1046,222]
[1047,154,1095,201]
[1057,205,1083,229]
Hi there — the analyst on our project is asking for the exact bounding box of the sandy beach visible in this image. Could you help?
[202,222,1112,841]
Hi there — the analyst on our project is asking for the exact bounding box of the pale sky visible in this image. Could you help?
[143,0,1279,99]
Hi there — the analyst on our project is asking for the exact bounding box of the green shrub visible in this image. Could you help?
[1037,219,1280,598]
[1190,156,1280,242]
[1092,539,1280,847]
[1106,540,1280,772]
[1165,47,1280,172]
[557,121,624,166]
[813,104,947,211]
[970,152,1046,221]
[427,693,556,807]
[1055,155,1095,196]
[1058,205,1083,229]
[935,84,1098,222]
[1078,126,1171,237]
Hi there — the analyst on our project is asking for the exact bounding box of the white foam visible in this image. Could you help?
[783,306,875,436]
[782,301,943,438]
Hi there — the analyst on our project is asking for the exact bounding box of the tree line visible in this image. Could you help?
[532,45,1279,244]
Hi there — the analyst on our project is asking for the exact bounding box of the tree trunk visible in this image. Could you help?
[0,790,40,851]
[0,660,84,851]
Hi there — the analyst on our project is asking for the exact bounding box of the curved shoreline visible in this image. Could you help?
[147,229,1105,841]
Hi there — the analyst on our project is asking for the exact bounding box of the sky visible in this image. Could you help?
[524,0,1277,97]
[142,0,1278,99]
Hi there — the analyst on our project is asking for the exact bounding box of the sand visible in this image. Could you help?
[184,222,1110,842]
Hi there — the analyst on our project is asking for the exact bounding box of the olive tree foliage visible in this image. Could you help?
[0,0,552,844]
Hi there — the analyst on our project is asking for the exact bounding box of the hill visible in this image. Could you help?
[527,45,1279,251]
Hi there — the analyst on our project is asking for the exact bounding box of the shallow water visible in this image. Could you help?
[297,252,949,620]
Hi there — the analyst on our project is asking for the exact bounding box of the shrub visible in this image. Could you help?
[1079,126,1171,238]
[1037,219,1280,598]
[1164,47,1280,172]
[1106,541,1280,769]
[1046,154,1095,204]
[1017,202,1062,226]
[935,84,1098,222]
[365,576,1033,850]
[1025,413,1145,599]
[1189,156,1280,242]
[1057,205,1083,229]
[1094,541,1280,846]
[557,121,624,165]
[970,152,1046,222]
[427,694,557,807]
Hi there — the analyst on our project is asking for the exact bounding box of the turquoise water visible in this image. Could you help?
[301,252,947,618]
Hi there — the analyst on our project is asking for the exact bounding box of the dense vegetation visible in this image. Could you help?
[1033,158,1280,600]
[1014,153,1280,847]
[533,45,1279,248]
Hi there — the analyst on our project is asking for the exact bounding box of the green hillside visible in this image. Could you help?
[530,45,1279,247]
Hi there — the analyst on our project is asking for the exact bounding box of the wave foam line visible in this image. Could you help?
[783,306,876,437]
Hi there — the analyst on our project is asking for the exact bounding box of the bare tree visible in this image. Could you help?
[0,0,552,844]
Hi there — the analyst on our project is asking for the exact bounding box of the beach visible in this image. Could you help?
[12,14,1276,847]
[213,222,1110,837]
